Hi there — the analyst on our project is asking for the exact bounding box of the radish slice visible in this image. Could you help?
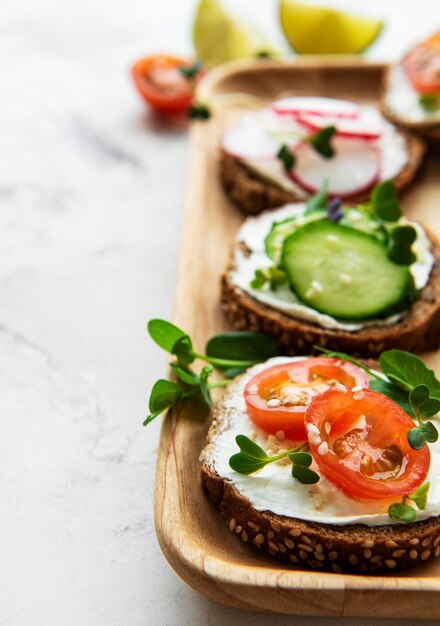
[297,106,382,140]
[272,97,360,119]
[290,137,380,198]
[222,111,302,160]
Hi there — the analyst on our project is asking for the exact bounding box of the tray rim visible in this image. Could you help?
[154,58,440,618]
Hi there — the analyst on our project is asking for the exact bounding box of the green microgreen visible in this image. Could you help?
[251,266,287,290]
[144,319,282,425]
[419,93,440,110]
[229,435,317,484]
[407,421,439,450]
[188,103,211,120]
[388,483,430,522]
[371,181,402,222]
[410,482,430,510]
[178,60,202,80]
[255,50,274,59]
[387,224,417,266]
[277,144,295,171]
[307,125,336,159]
[305,178,329,214]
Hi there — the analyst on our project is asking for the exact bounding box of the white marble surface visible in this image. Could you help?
[1,1,439,624]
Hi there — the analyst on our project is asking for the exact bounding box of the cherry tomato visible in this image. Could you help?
[403,32,440,94]
[243,358,368,441]
[131,55,200,114]
[305,388,430,500]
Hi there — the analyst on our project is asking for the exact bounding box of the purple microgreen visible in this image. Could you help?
[326,197,343,223]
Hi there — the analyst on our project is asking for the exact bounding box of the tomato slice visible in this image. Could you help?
[244,358,368,441]
[131,55,199,114]
[403,31,440,94]
[305,388,430,500]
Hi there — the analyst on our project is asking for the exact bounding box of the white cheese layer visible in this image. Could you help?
[385,64,440,125]
[202,357,440,527]
[231,204,434,332]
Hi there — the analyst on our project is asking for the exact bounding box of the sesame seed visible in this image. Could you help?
[435,546,440,557]
[385,559,397,569]
[298,543,313,553]
[299,550,308,560]
[409,550,418,559]
[329,551,338,561]
[284,537,294,549]
[229,519,236,531]
[288,529,301,537]
[361,540,374,548]
[315,543,323,553]
[409,538,420,545]
[325,422,331,435]
[311,280,323,292]
[332,564,341,573]
[349,555,358,565]
[370,556,381,563]
[316,553,326,561]
[306,423,320,435]
[334,383,347,393]
[270,520,281,532]
[268,541,279,552]
[247,521,259,531]
[267,530,274,539]
[278,543,287,553]
[422,538,431,547]
[312,493,322,508]
[421,550,431,560]
[235,525,242,534]
[254,534,265,545]
[385,539,398,548]
[352,385,363,392]
[364,549,372,559]
[339,273,352,284]
[267,398,281,408]
[301,535,313,545]
[353,391,365,400]
[434,536,440,547]
[241,530,248,542]
[309,434,322,446]
[392,549,406,557]
[289,554,298,563]
[317,441,328,456]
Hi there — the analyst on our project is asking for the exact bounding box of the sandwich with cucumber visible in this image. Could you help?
[221,181,440,357]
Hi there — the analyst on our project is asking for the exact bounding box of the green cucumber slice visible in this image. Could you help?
[265,210,325,264]
[281,220,414,320]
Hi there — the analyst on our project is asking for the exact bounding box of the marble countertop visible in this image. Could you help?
[2,0,438,624]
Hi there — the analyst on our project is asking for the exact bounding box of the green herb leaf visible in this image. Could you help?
[408,421,439,450]
[371,181,402,222]
[409,384,440,419]
[172,335,195,365]
[388,224,417,265]
[388,502,417,523]
[148,379,182,414]
[277,144,295,171]
[229,435,270,474]
[189,103,211,120]
[289,451,320,484]
[368,378,413,416]
[148,319,186,352]
[288,451,313,467]
[250,266,287,291]
[305,178,329,213]
[255,50,274,59]
[178,60,202,79]
[250,269,266,289]
[419,93,440,110]
[410,482,430,510]
[379,350,440,398]
[307,126,336,159]
[170,363,200,386]
[206,331,281,364]
[199,365,213,406]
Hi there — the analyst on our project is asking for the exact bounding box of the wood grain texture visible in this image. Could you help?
[154,58,440,618]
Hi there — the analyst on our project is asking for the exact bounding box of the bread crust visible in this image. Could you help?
[221,229,440,358]
[201,377,440,574]
[220,124,426,215]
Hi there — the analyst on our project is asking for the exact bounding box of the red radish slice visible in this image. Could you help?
[222,111,301,160]
[272,97,360,119]
[297,107,382,140]
[290,137,380,199]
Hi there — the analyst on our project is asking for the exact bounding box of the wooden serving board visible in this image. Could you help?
[154,59,440,618]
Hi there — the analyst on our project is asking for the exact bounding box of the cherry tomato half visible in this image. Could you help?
[131,55,200,114]
[243,358,368,441]
[403,31,440,95]
[305,388,430,501]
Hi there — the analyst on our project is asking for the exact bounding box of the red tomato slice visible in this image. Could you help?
[403,32,440,94]
[244,357,368,441]
[131,55,199,114]
[305,388,430,501]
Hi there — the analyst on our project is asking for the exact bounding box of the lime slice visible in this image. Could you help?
[280,0,383,54]
[193,0,276,68]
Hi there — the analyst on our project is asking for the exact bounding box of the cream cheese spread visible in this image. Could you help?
[385,64,440,125]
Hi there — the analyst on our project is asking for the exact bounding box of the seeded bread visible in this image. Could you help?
[221,228,440,358]
[201,376,440,574]
[220,125,426,215]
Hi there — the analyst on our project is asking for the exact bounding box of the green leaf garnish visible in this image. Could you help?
[172,334,195,365]
[410,482,430,510]
[199,364,213,406]
[368,378,413,416]
[409,384,440,420]
[371,181,402,222]
[379,350,440,398]
[408,421,439,450]
[277,144,295,171]
[144,379,183,425]
[307,125,336,159]
[205,331,281,365]
[388,224,417,265]
[189,103,211,120]
[388,502,417,523]
[419,93,440,110]
[148,319,186,352]
[178,60,202,79]
[250,266,287,291]
[255,50,274,59]
[305,178,329,214]
[170,363,201,386]
[289,451,320,484]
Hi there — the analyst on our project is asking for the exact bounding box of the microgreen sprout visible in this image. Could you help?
[188,103,211,120]
[277,144,295,171]
[388,483,430,523]
[251,266,287,290]
[178,60,202,80]
[307,125,336,159]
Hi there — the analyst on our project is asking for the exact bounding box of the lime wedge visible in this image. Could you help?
[280,0,383,54]
[193,0,276,68]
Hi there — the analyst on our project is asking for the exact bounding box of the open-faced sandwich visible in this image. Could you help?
[220,96,426,214]
[382,31,440,143]
[201,352,440,573]
[222,181,440,357]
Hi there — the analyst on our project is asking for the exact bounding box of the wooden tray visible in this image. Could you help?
[154,59,440,618]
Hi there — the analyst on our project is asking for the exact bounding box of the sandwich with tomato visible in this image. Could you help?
[382,32,440,143]
[201,352,440,573]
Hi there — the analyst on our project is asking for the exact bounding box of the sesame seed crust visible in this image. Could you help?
[220,229,440,358]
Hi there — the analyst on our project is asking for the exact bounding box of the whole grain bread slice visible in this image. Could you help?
[201,375,440,574]
[220,124,426,215]
[221,229,440,358]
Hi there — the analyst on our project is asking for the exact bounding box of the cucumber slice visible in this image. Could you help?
[265,211,325,263]
[281,220,413,320]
